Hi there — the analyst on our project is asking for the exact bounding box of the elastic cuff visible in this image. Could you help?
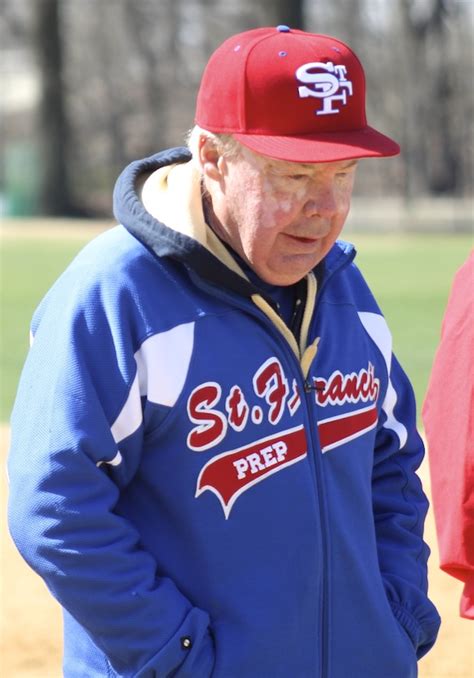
[389,602,420,649]
[389,601,440,659]
[460,576,474,619]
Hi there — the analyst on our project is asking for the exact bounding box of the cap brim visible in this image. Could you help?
[231,126,400,163]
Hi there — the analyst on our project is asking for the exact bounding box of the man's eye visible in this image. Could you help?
[287,174,307,181]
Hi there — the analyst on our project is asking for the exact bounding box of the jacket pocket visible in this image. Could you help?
[168,628,215,678]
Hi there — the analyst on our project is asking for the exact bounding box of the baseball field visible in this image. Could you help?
[1,220,472,676]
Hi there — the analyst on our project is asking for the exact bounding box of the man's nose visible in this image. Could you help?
[303,182,337,219]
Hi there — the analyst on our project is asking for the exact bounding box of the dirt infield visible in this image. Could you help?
[1,424,472,677]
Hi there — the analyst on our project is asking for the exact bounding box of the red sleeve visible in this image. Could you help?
[422,251,474,619]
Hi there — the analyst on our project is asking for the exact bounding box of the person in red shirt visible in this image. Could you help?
[423,251,474,619]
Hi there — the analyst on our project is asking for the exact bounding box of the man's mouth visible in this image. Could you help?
[285,234,319,244]
[292,236,317,243]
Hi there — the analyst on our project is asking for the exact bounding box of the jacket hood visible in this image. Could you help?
[113,147,260,300]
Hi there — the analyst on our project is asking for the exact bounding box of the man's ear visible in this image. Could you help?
[198,136,226,181]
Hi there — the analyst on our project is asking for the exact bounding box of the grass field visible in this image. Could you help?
[0,221,110,422]
[0,221,472,421]
[0,220,473,677]
[349,232,472,404]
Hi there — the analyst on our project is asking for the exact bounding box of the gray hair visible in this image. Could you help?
[186,125,243,164]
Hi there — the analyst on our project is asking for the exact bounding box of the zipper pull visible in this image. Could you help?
[304,378,325,394]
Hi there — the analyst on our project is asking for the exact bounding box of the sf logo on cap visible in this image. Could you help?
[296,62,353,115]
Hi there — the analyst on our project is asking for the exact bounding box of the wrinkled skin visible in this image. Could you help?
[200,138,358,286]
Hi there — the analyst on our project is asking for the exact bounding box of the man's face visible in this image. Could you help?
[206,146,357,286]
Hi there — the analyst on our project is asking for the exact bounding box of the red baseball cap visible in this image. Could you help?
[195,26,400,163]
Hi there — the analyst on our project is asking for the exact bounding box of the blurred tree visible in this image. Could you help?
[33,0,76,214]
[398,0,470,197]
[259,0,305,28]
[123,0,169,152]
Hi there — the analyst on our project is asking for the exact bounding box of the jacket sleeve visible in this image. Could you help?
[7,270,214,677]
[372,347,441,659]
[422,252,474,619]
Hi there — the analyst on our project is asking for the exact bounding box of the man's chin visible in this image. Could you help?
[267,255,323,286]
[258,267,316,287]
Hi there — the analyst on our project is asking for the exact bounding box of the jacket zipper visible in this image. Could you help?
[304,378,329,678]
[282,342,330,678]
[299,252,356,677]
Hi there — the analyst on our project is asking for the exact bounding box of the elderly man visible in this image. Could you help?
[8,26,440,678]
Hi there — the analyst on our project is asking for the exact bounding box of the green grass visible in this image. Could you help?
[0,226,472,422]
[0,232,98,422]
[349,233,472,406]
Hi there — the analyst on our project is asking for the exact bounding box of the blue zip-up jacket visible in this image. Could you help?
[8,148,440,677]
